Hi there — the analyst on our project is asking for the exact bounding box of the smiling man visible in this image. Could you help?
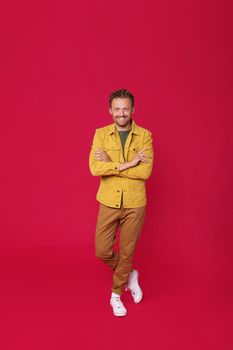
[89,89,154,317]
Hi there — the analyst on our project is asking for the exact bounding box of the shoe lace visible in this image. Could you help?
[112,297,124,309]
[128,284,138,297]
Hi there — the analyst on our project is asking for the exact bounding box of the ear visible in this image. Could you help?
[109,107,112,115]
[132,106,135,113]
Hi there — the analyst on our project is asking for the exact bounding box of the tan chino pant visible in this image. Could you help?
[95,203,146,295]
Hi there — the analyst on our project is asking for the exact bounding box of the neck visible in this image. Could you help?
[115,120,132,132]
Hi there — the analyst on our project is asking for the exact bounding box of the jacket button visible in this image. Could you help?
[117,190,120,192]
[115,167,117,169]
[133,148,136,151]
[116,204,119,207]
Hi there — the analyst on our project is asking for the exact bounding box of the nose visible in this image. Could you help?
[119,110,124,116]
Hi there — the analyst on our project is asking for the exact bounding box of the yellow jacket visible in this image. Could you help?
[89,120,154,208]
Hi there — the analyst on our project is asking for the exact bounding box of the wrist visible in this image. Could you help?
[119,162,132,171]
[129,159,138,167]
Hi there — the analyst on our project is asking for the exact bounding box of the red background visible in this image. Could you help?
[0,1,232,349]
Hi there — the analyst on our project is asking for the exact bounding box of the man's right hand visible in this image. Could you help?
[94,149,111,162]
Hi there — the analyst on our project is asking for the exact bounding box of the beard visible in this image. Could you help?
[115,116,131,122]
[114,117,132,131]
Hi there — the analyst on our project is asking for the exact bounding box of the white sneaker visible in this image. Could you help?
[125,269,143,303]
[110,292,127,316]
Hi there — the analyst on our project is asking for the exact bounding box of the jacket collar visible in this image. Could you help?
[107,119,139,136]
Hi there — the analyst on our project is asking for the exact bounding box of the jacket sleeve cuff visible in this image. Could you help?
[111,162,120,172]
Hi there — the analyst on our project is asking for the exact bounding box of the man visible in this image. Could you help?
[89,89,154,316]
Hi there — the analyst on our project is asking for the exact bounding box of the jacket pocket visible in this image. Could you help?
[105,146,121,162]
[127,144,139,162]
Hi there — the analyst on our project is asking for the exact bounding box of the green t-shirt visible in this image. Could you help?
[118,129,131,154]
[118,129,131,205]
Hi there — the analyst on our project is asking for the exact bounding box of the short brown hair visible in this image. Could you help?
[109,89,134,108]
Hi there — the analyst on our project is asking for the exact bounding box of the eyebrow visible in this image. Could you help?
[113,107,128,109]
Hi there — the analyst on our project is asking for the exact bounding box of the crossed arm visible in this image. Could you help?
[89,129,154,180]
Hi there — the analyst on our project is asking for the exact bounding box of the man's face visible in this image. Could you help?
[109,98,134,129]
